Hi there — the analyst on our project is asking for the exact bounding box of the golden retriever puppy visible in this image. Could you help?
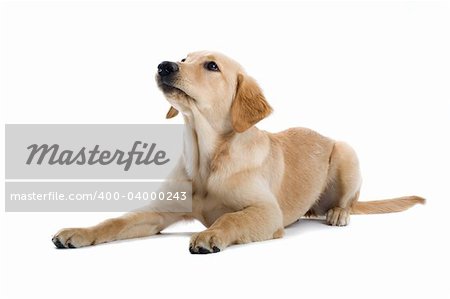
[52,51,424,253]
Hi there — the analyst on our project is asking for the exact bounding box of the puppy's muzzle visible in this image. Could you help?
[158,61,179,77]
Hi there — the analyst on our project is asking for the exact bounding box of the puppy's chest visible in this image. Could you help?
[191,179,235,227]
[192,179,239,226]
[191,173,228,202]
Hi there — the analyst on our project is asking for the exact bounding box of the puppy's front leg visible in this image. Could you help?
[52,160,190,248]
[189,202,284,254]
[52,211,184,248]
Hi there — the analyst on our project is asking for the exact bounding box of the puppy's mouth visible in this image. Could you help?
[156,76,193,100]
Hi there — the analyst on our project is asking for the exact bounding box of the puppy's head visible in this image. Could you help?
[156,51,272,133]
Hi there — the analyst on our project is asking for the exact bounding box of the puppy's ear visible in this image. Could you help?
[231,74,272,133]
[166,106,179,119]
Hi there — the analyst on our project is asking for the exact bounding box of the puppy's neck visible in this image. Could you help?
[182,110,222,180]
[181,106,264,184]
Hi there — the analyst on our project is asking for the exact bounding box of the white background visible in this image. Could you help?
[1,1,449,298]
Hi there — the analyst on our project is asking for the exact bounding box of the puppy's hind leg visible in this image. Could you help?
[324,142,362,226]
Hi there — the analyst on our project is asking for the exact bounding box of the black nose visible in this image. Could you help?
[158,61,179,77]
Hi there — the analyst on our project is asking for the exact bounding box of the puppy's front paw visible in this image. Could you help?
[189,229,225,254]
[52,228,95,249]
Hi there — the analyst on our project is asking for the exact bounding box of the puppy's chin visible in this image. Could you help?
[156,75,194,102]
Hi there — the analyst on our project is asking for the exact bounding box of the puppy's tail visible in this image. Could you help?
[350,196,425,215]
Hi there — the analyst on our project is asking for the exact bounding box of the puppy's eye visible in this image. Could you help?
[205,61,220,72]
[181,58,186,62]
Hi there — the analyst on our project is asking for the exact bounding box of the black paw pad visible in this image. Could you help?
[197,246,211,254]
[52,237,66,249]
[212,246,220,253]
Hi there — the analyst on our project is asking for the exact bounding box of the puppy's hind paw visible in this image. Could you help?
[326,207,350,226]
